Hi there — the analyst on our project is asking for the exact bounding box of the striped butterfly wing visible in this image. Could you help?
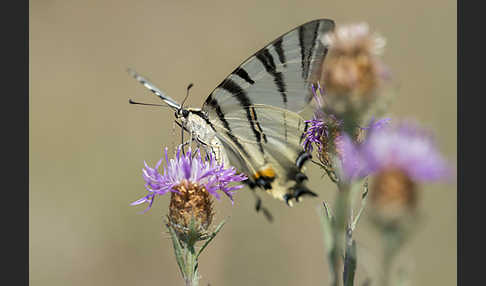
[210,105,312,202]
[201,19,335,203]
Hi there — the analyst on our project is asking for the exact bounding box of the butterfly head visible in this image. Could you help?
[175,108,190,119]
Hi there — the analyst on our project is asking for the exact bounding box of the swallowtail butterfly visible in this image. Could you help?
[130,19,335,213]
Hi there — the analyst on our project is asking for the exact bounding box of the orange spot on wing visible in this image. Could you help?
[253,167,276,179]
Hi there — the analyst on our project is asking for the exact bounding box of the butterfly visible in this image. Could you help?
[129,19,335,216]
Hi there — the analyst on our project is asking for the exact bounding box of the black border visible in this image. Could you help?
[2,0,28,284]
[458,0,481,285]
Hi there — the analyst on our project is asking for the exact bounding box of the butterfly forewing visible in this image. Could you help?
[202,19,334,113]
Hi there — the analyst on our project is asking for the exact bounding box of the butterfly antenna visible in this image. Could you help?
[181,83,194,108]
[128,99,170,108]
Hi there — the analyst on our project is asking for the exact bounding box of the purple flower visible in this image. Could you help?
[340,121,451,182]
[302,118,326,153]
[338,134,370,180]
[302,83,342,154]
[131,145,247,212]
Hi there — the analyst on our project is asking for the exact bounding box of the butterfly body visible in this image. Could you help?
[177,108,230,166]
[130,19,335,206]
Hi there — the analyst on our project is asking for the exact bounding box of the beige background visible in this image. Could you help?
[30,0,456,285]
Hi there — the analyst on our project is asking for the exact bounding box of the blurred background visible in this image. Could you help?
[30,0,456,285]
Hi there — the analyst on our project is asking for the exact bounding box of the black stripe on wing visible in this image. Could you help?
[233,68,255,85]
[273,38,287,68]
[205,94,251,158]
[218,79,267,154]
[255,48,290,141]
[256,49,288,107]
[298,20,321,80]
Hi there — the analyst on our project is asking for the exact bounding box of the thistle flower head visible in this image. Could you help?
[302,84,344,175]
[131,145,247,239]
[322,22,386,58]
[339,121,451,222]
[369,168,418,223]
[361,122,450,181]
[302,85,392,181]
[319,23,390,121]
[131,146,247,210]
[168,181,215,241]
[321,23,387,96]
[340,121,450,182]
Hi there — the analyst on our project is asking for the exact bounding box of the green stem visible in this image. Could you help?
[320,158,368,286]
[196,220,225,260]
[381,226,405,286]
[332,183,352,286]
[382,245,393,286]
[184,247,199,286]
[167,223,187,279]
[319,202,337,286]
[343,229,357,286]
[166,220,200,286]
[350,178,369,232]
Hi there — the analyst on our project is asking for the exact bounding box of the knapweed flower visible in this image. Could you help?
[131,145,247,239]
[319,23,389,120]
[302,84,390,182]
[339,121,451,222]
[302,84,344,179]
[362,122,450,181]
[303,115,343,165]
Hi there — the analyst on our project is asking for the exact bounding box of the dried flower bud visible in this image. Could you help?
[319,23,389,120]
[369,169,417,223]
[168,180,214,241]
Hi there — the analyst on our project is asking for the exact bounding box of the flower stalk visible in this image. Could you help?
[166,218,226,286]
[319,182,354,286]
[343,230,357,286]
[132,145,246,286]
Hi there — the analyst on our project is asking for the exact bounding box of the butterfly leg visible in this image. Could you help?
[205,139,230,167]
[283,185,317,206]
[174,120,192,153]
[210,144,223,165]
[180,122,184,147]
[251,190,273,222]
[179,136,192,152]
[188,132,193,152]
[181,131,194,155]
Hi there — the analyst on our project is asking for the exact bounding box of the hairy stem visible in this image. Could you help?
[332,183,352,286]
